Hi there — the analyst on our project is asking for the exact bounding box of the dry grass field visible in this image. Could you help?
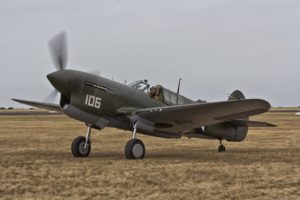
[0,111,299,200]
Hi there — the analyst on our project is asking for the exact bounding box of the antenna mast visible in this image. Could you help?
[176,78,182,104]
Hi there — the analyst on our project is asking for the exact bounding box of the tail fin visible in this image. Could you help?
[228,90,246,101]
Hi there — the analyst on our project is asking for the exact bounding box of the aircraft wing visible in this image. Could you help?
[12,99,62,112]
[132,99,272,133]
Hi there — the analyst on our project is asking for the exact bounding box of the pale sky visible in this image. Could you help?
[0,0,299,107]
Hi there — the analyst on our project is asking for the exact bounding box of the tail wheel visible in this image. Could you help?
[71,136,91,157]
[218,144,226,152]
[125,139,145,159]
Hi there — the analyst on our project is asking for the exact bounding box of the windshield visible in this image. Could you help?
[128,80,150,92]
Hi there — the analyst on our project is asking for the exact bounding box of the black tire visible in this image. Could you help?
[125,139,145,159]
[218,144,226,152]
[71,136,91,157]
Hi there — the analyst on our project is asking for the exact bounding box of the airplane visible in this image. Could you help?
[12,32,276,159]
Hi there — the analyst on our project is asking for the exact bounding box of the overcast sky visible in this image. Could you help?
[0,0,299,107]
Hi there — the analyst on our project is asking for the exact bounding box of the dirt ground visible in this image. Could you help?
[0,111,299,200]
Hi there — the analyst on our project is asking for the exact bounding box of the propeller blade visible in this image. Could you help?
[48,32,67,70]
[45,89,58,103]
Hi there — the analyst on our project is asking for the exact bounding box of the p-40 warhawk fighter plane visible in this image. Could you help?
[13,33,275,159]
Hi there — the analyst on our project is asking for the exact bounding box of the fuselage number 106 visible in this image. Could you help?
[85,94,101,109]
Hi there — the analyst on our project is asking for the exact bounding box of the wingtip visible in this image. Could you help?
[264,100,272,110]
[11,98,29,105]
[268,123,277,127]
[256,99,271,111]
[11,98,19,102]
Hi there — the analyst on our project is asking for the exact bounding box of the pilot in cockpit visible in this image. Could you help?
[149,87,156,98]
[149,86,163,102]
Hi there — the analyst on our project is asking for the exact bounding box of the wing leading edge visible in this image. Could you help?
[12,99,61,112]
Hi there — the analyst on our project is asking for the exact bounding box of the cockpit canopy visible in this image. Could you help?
[128,80,150,92]
[129,80,194,105]
[149,85,194,105]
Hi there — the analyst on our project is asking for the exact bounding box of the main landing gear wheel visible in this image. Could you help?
[71,125,92,157]
[125,139,145,159]
[71,136,91,157]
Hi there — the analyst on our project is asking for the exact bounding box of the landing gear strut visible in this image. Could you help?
[71,125,92,157]
[125,122,145,159]
[218,139,226,152]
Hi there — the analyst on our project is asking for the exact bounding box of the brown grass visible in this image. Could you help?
[0,112,299,200]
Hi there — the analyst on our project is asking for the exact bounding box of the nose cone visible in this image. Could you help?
[47,70,74,94]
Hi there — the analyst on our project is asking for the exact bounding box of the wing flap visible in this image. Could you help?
[229,120,276,127]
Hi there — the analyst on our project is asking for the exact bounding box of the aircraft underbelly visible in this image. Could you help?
[63,104,109,129]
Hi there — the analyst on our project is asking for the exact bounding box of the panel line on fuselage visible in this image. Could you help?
[84,80,110,91]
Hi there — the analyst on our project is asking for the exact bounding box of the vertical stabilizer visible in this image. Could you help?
[228,90,246,101]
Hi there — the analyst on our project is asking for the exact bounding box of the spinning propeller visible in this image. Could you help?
[45,32,68,102]
[49,32,68,71]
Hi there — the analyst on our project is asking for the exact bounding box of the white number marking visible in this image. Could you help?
[85,94,102,109]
